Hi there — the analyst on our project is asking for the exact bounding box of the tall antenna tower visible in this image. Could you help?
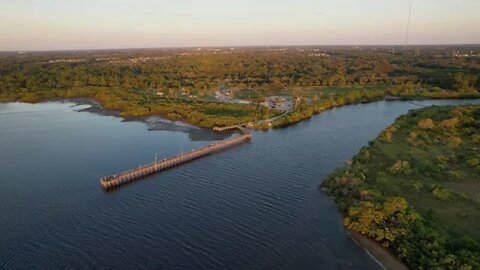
[404,0,414,50]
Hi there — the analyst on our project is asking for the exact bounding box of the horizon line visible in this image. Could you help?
[2,43,480,53]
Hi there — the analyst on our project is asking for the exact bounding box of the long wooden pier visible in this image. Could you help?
[100,125,251,190]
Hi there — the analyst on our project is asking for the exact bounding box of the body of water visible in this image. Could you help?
[1,99,478,269]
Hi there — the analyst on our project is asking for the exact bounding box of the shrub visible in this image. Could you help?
[441,117,459,129]
[448,170,465,181]
[467,158,479,168]
[417,118,435,129]
[410,181,424,192]
[379,125,397,142]
[452,107,463,117]
[435,155,449,164]
[416,159,442,176]
[389,160,411,175]
[407,131,420,147]
[431,186,453,200]
[358,148,372,162]
[472,134,480,144]
[344,197,416,247]
[448,136,463,148]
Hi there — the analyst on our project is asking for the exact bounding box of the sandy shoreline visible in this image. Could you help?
[348,230,409,270]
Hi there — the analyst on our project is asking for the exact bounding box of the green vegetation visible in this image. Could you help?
[322,105,480,269]
[0,47,479,127]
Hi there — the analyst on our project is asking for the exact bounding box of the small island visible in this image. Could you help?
[322,104,480,269]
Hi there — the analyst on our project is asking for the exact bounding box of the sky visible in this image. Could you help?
[1,0,479,51]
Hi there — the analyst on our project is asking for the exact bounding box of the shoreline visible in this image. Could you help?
[348,230,409,270]
[48,97,203,130]
[2,94,480,130]
[321,183,409,270]
[271,95,480,128]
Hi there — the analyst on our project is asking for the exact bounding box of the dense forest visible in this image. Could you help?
[322,105,480,269]
[0,46,479,127]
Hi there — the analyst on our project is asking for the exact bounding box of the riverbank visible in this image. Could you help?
[271,91,480,128]
[349,230,408,270]
[322,104,480,269]
[3,87,479,130]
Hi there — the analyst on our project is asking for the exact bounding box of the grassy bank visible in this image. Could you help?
[322,104,480,269]
[271,85,480,127]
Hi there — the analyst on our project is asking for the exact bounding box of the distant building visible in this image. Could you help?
[271,98,283,109]
[219,86,232,96]
[260,96,293,111]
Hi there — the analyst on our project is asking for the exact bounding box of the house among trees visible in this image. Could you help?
[260,96,293,111]
[219,85,232,96]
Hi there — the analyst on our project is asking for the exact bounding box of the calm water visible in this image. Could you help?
[1,99,478,269]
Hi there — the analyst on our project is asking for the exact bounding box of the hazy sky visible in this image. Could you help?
[1,0,479,51]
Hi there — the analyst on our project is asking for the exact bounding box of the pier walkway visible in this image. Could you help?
[212,124,247,133]
[100,125,251,190]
